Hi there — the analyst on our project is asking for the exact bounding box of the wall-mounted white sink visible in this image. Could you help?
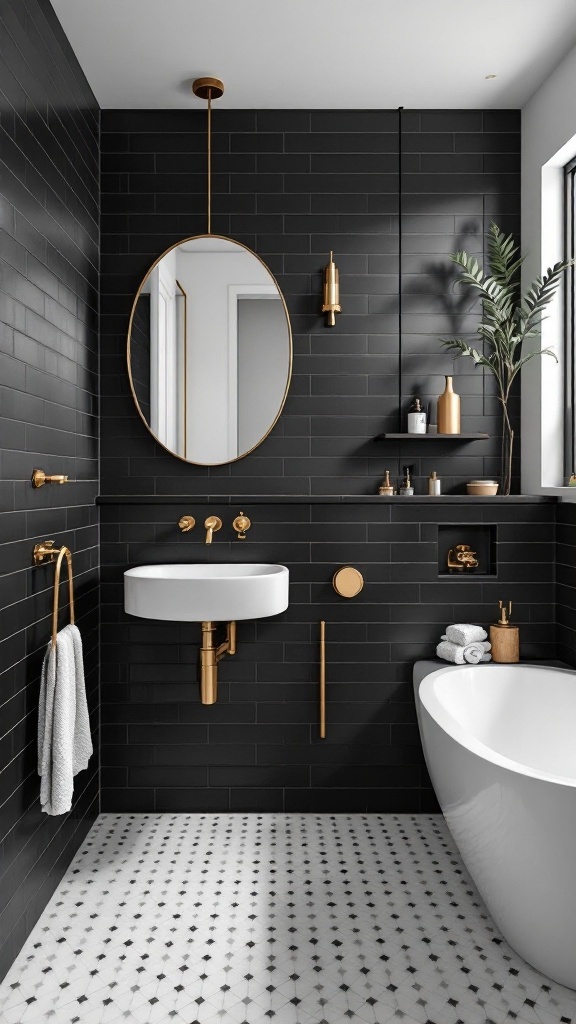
[124,563,289,622]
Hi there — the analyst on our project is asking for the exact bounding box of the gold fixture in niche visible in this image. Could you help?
[204,515,222,544]
[332,565,364,598]
[178,515,195,532]
[232,512,251,540]
[32,469,69,488]
[321,251,341,327]
[447,544,479,573]
[200,620,236,704]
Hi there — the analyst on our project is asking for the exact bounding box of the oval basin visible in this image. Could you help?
[124,563,289,622]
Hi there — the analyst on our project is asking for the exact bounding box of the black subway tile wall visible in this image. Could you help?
[0,0,99,978]
[98,106,555,816]
[100,498,556,813]
[557,502,576,666]
[100,108,520,496]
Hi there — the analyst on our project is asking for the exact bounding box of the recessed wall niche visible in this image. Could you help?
[437,524,497,578]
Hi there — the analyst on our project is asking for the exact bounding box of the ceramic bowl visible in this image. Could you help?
[466,480,499,496]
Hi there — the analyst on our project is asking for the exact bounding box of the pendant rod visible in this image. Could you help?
[192,77,224,235]
[207,88,212,235]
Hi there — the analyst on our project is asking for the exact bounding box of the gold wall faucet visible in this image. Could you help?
[232,512,251,540]
[178,515,196,532]
[204,515,222,544]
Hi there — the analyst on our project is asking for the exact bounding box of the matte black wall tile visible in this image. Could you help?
[98,106,556,821]
[0,0,99,982]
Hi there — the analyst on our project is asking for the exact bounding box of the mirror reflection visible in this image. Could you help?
[128,236,292,465]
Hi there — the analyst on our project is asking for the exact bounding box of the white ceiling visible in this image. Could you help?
[52,0,576,110]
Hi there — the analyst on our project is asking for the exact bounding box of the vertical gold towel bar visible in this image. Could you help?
[319,620,326,739]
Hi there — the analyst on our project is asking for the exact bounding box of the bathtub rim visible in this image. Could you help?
[417,662,576,789]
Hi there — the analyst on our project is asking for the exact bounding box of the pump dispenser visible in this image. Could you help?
[378,470,394,496]
[489,600,519,663]
[399,465,414,496]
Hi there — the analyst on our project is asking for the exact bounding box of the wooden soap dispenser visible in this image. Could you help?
[490,600,519,663]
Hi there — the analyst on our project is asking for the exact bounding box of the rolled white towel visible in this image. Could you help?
[445,623,487,646]
[436,640,466,664]
[463,641,492,665]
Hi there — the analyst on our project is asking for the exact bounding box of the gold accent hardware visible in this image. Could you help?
[204,515,222,544]
[200,620,236,704]
[319,620,326,739]
[321,251,341,327]
[447,544,479,572]
[497,599,513,626]
[232,512,251,540]
[32,469,69,488]
[178,515,196,533]
[33,541,75,646]
[192,77,224,235]
[332,566,364,599]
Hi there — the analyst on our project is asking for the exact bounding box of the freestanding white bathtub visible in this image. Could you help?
[414,661,576,989]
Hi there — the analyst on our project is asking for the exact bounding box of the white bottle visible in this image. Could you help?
[428,470,441,496]
[407,397,427,434]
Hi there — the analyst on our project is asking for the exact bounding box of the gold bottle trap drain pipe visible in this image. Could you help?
[200,620,236,704]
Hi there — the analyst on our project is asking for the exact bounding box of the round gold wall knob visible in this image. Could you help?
[178,515,196,532]
[332,566,364,598]
[232,512,251,540]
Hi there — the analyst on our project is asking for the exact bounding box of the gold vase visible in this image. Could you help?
[437,375,460,434]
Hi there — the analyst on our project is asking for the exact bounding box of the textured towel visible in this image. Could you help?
[463,641,492,665]
[437,639,492,665]
[441,635,491,652]
[38,624,93,816]
[445,623,487,646]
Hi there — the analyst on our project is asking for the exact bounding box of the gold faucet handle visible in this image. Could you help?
[232,512,251,540]
[178,515,196,533]
[204,515,222,544]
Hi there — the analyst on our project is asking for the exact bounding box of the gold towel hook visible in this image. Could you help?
[33,541,75,646]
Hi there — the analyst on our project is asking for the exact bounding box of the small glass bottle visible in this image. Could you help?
[399,465,414,496]
[428,470,441,496]
[407,397,427,434]
[378,470,394,496]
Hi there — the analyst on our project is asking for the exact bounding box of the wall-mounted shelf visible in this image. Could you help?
[375,433,489,441]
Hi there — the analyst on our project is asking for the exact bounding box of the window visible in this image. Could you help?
[565,155,576,476]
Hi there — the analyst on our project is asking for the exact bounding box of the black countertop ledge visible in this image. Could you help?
[96,494,557,505]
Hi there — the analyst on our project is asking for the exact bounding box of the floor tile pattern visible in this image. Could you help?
[0,814,575,1024]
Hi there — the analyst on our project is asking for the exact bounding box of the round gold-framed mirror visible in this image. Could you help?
[127,234,293,466]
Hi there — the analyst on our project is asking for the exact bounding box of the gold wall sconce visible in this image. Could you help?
[322,251,341,326]
[32,469,69,488]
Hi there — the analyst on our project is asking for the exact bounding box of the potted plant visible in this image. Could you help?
[440,223,571,495]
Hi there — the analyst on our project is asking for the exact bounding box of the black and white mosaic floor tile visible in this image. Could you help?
[1,814,575,1024]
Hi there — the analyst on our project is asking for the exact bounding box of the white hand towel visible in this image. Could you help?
[445,623,487,646]
[38,624,93,816]
[437,639,491,665]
